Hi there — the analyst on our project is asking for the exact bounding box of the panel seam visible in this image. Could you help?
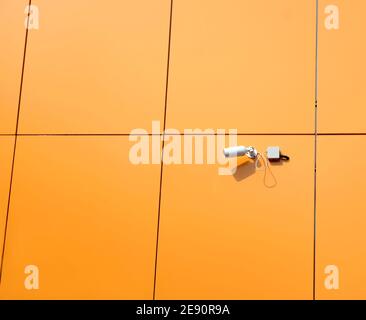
[0,0,32,284]
[4,133,366,136]
[152,0,174,300]
[313,0,319,301]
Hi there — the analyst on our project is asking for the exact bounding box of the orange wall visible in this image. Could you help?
[0,0,365,299]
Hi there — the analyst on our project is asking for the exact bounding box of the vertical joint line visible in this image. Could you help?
[153,0,174,300]
[313,0,319,301]
[0,0,32,284]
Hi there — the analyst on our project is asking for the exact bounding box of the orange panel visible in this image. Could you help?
[18,0,171,134]
[0,137,160,299]
[156,135,314,299]
[0,138,15,269]
[316,136,366,299]
[318,1,366,133]
[166,0,315,133]
[0,0,28,133]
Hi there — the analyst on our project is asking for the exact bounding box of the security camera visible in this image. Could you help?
[223,146,258,159]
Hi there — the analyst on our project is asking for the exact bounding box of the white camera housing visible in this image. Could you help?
[223,146,258,159]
